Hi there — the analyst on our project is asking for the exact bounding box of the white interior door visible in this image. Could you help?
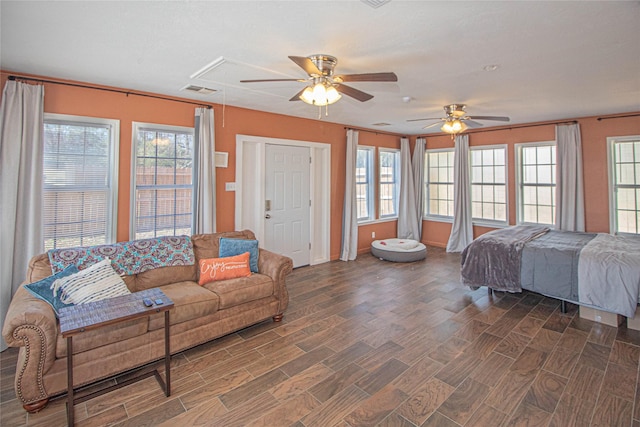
[265,144,310,267]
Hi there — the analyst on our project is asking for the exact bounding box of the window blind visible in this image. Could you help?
[43,119,116,250]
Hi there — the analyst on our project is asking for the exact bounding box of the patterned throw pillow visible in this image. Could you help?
[24,265,80,315]
[51,258,131,305]
[219,238,259,273]
[198,252,252,285]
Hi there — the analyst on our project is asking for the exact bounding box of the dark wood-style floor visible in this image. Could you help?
[3,246,640,426]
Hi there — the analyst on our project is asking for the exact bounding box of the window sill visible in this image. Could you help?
[358,217,398,226]
[423,216,453,224]
[472,220,509,229]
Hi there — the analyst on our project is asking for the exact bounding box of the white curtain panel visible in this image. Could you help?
[340,129,358,261]
[0,81,45,351]
[193,107,216,234]
[446,134,473,253]
[397,137,420,240]
[412,137,426,238]
[555,123,585,232]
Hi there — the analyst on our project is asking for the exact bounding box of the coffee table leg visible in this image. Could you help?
[67,336,74,426]
[165,311,171,396]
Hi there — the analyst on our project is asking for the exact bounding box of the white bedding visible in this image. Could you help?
[578,234,640,318]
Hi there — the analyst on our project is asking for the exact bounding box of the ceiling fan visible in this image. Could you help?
[408,104,510,135]
[240,54,397,107]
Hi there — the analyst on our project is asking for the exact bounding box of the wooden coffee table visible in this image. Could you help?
[59,288,174,426]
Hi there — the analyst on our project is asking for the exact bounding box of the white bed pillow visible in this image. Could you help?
[52,258,131,305]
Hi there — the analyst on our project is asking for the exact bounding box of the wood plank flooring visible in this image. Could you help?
[3,246,640,426]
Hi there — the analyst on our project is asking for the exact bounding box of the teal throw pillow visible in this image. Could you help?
[219,238,259,273]
[24,264,80,316]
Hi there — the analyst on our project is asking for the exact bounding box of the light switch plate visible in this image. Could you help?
[225,182,236,191]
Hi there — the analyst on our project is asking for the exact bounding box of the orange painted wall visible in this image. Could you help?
[0,71,401,260]
[421,114,640,247]
[2,71,638,257]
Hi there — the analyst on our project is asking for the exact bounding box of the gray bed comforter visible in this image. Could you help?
[578,233,640,318]
[461,225,550,292]
[520,230,596,301]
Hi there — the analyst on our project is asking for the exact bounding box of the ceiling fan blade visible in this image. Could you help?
[422,122,442,130]
[240,78,306,83]
[289,87,306,101]
[467,115,510,122]
[463,120,484,128]
[288,56,322,76]
[407,117,443,122]
[335,84,374,102]
[334,72,398,82]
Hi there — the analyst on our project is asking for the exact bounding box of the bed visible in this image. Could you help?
[461,225,640,318]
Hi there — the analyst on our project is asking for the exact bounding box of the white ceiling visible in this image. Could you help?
[1,1,639,135]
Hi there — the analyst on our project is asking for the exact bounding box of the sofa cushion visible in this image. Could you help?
[135,264,197,291]
[219,238,259,273]
[148,281,220,330]
[198,253,252,285]
[192,230,256,262]
[203,273,274,309]
[56,317,148,358]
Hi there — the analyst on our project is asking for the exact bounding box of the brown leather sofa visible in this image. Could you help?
[2,230,293,412]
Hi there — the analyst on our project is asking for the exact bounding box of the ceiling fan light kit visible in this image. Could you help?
[441,119,467,134]
[409,104,510,137]
[300,81,342,106]
[241,54,397,115]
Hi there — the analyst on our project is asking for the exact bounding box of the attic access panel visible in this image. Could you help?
[191,56,300,99]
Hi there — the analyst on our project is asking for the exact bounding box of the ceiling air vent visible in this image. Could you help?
[361,0,391,9]
[372,122,391,127]
[181,84,217,95]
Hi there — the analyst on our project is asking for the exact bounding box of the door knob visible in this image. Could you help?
[265,214,271,219]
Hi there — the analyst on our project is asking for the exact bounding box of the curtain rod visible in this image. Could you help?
[7,75,212,109]
[470,119,578,134]
[344,126,406,138]
[597,113,640,121]
[416,119,578,138]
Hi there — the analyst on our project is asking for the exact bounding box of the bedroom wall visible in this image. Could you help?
[0,71,402,261]
[2,71,638,258]
[420,114,640,247]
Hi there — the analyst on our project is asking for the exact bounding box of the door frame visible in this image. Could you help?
[235,134,331,265]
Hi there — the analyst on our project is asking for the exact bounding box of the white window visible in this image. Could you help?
[131,122,195,239]
[608,136,640,234]
[471,146,508,224]
[356,146,374,222]
[42,114,119,250]
[379,148,400,218]
[516,142,556,225]
[425,149,455,219]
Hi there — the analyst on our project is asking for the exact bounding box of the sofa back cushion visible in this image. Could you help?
[192,230,256,261]
[135,264,197,291]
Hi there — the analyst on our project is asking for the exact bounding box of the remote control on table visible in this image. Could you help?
[143,298,153,307]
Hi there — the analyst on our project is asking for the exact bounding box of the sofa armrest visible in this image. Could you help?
[2,286,58,405]
[257,249,293,315]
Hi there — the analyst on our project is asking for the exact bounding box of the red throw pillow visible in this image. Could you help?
[198,252,252,285]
